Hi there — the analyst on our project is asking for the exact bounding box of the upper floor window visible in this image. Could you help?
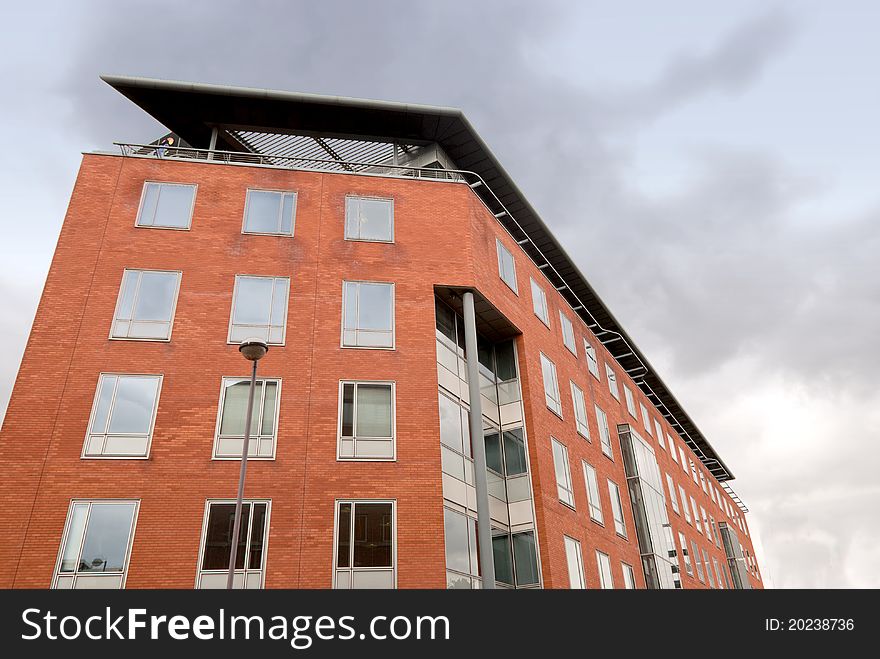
[563,535,586,589]
[679,532,693,577]
[623,385,636,418]
[582,461,604,524]
[570,381,590,439]
[214,377,280,459]
[584,339,599,379]
[111,269,181,341]
[669,436,679,463]
[335,500,395,589]
[53,500,138,589]
[654,419,666,450]
[496,239,518,293]
[622,563,637,589]
[551,438,574,508]
[83,374,161,458]
[639,402,652,435]
[595,404,612,458]
[345,196,393,242]
[665,473,680,515]
[680,485,692,524]
[559,312,577,355]
[197,500,269,589]
[540,353,562,416]
[691,497,703,534]
[136,182,196,229]
[243,189,297,236]
[596,551,614,589]
[679,445,688,473]
[605,363,619,400]
[229,275,289,344]
[608,480,627,537]
[342,281,394,349]
[692,540,705,582]
[338,381,395,460]
[530,278,550,326]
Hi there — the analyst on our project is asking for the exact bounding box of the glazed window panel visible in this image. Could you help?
[496,239,518,293]
[584,339,599,378]
[622,563,637,589]
[665,473,680,514]
[136,182,196,229]
[623,385,637,418]
[654,419,666,449]
[563,536,586,589]
[243,189,297,235]
[197,500,269,589]
[345,196,393,242]
[229,275,289,344]
[339,382,395,460]
[605,363,619,400]
[540,353,562,416]
[608,480,627,537]
[559,311,577,355]
[342,281,394,348]
[530,278,550,326]
[111,269,181,340]
[214,377,280,458]
[570,381,590,439]
[335,500,395,589]
[552,438,574,507]
[595,405,612,458]
[640,402,652,435]
[583,461,604,523]
[83,374,161,458]
[596,551,614,589]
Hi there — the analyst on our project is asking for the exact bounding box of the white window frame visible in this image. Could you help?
[552,438,575,508]
[654,419,666,450]
[82,373,162,459]
[344,195,394,243]
[341,280,395,350]
[195,499,271,589]
[52,499,139,589]
[691,497,703,534]
[496,238,518,293]
[679,445,688,473]
[640,402,652,435]
[608,480,627,538]
[665,473,680,515]
[595,404,612,459]
[582,461,604,524]
[669,436,679,463]
[242,188,297,236]
[333,499,397,589]
[679,532,693,576]
[563,535,586,589]
[559,311,577,356]
[596,551,614,589]
[692,540,705,582]
[109,269,182,342]
[680,485,692,524]
[584,339,600,379]
[605,363,620,400]
[622,562,637,589]
[337,380,396,461]
[540,353,562,417]
[212,377,282,460]
[134,181,197,230]
[530,278,550,326]
[227,275,289,345]
[623,385,637,418]
[569,381,590,439]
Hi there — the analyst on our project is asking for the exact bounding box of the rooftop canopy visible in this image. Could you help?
[102,74,736,482]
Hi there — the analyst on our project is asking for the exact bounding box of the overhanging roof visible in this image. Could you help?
[101,74,735,481]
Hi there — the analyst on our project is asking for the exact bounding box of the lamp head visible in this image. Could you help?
[239,339,269,362]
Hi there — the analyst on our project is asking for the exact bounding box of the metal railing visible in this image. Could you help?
[113,140,749,511]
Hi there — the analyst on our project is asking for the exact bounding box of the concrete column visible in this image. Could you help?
[462,291,496,588]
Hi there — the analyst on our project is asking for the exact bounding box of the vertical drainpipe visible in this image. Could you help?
[462,290,496,588]
[208,127,218,161]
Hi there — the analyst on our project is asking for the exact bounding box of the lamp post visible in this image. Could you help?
[227,338,269,589]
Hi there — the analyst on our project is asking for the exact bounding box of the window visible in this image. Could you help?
[540,353,562,416]
[689,459,699,485]
[335,500,395,589]
[228,275,289,344]
[679,532,693,576]
[595,405,612,458]
[444,508,479,589]
[83,374,161,458]
[699,470,708,494]
[552,438,574,507]
[570,382,590,439]
[605,363,619,400]
[338,382,395,460]
[654,419,666,449]
[563,536,585,589]
[710,516,720,548]
[679,485,692,524]
[608,480,626,537]
[669,436,679,463]
[582,340,599,379]
[530,278,549,326]
[243,189,297,235]
[197,500,269,589]
[559,312,577,355]
[342,281,394,348]
[712,557,725,589]
[496,239,518,293]
[345,196,393,242]
[679,445,688,473]
[53,500,138,589]
[665,473,680,514]
[703,549,715,587]
[596,551,614,589]
[691,497,702,534]
[135,182,196,229]
[709,484,717,504]
[692,541,704,582]
[622,563,637,589]
[582,461,604,523]
[110,269,181,340]
[623,385,637,418]
[701,506,711,542]
[639,402,652,435]
[214,378,280,459]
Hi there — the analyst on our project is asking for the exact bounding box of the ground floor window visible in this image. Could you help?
[334,500,395,589]
[196,500,270,589]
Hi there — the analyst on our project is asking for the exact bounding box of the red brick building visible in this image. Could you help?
[0,76,763,589]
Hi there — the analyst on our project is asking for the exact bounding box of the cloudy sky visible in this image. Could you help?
[2,0,878,588]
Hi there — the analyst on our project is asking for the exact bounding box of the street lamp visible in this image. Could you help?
[227,338,269,589]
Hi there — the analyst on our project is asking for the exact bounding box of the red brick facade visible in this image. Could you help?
[0,153,762,589]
